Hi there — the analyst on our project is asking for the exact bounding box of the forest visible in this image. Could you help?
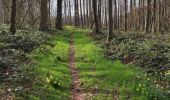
[0,0,169,100]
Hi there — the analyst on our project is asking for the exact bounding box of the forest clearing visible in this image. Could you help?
[0,0,170,100]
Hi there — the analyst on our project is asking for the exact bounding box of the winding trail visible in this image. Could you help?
[69,33,84,100]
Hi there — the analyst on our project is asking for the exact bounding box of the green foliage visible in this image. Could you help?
[133,73,170,100]
[0,30,50,52]
[0,25,51,99]
[0,25,50,69]
[98,31,170,99]
[18,31,71,100]
[105,32,170,73]
[73,30,146,99]
[0,24,9,32]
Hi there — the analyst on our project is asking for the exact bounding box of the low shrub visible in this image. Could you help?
[104,32,170,73]
[0,25,51,92]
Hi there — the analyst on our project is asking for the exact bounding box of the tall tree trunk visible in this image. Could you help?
[89,0,93,28]
[146,0,151,33]
[153,0,157,32]
[124,0,128,31]
[139,0,142,31]
[86,0,89,27]
[98,0,102,28]
[68,0,72,25]
[142,0,145,31]
[56,0,63,29]
[64,0,67,25]
[83,0,86,26]
[117,0,120,29]
[10,0,16,34]
[80,0,84,26]
[48,0,51,31]
[0,0,3,23]
[159,0,162,32]
[40,0,49,31]
[2,0,11,24]
[104,1,108,27]
[92,0,99,34]
[130,0,133,30]
[108,0,113,42]
[114,0,118,29]
[74,0,79,27]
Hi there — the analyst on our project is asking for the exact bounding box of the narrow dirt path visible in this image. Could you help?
[69,33,84,100]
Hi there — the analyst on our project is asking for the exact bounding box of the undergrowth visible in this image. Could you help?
[0,25,50,99]
[16,30,72,99]
[73,28,169,100]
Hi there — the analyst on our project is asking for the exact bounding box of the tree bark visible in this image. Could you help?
[10,0,16,34]
[92,0,99,34]
[74,0,79,27]
[56,0,63,29]
[40,0,49,31]
[124,0,128,31]
[146,0,151,33]
[108,0,113,41]
[0,0,3,23]
[114,0,118,29]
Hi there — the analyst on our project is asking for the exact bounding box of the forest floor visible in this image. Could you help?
[21,27,158,100]
[0,26,169,100]
[69,32,84,100]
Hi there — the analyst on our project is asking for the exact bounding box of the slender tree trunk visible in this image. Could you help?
[142,0,145,31]
[64,0,67,25]
[86,0,89,27]
[146,0,151,33]
[153,0,157,32]
[74,0,79,27]
[10,0,16,34]
[114,0,118,29]
[139,0,142,31]
[56,0,63,29]
[159,0,162,32]
[68,0,72,25]
[2,0,11,24]
[92,0,99,34]
[83,0,86,26]
[117,0,120,29]
[98,0,102,28]
[124,0,128,31]
[0,0,3,23]
[80,0,84,27]
[40,0,49,31]
[89,0,93,28]
[108,0,113,42]
[49,0,51,32]
[105,1,108,27]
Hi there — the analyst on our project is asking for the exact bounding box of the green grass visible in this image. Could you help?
[72,28,168,100]
[73,29,141,99]
[16,27,169,100]
[19,30,72,100]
